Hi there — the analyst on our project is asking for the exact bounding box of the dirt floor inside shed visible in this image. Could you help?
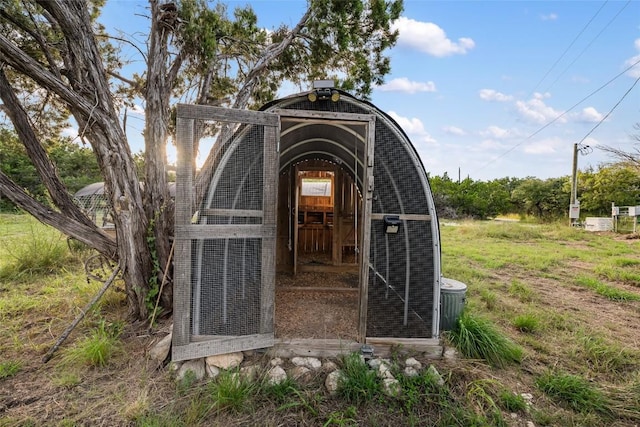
[275,271,359,340]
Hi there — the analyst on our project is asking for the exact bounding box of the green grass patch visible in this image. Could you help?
[573,332,637,376]
[397,364,449,414]
[612,258,640,268]
[595,265,640,287]
[447,311,523,368]
[575,275,640,302]
[465,379,507,426]
[479,289,498,310]
[536,370,611,415]
[61,319,122,367]
[337,352,381,403]
[262,377,301,404]
[508,280,536,303]
[0,222,74,280]
[0,360,22,379]
[498,390,527,412]
[208,369,257,413]
[512,313,541,333]
[52,371,82,389]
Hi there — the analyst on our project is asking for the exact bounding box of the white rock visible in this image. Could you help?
[367,358,381,369]
[269,357,283,367]
[169,361,181,372]
[149,333,172,362]
[377,362,394,380]
[290,366,313,383]
[322,361,338,372]
[510,413,518,419]
[267,366,287,385]
[443,347,459,360]
[205,352,243,370]
[404,366,419,377]
[367,358,391,370]
[427,365,445,386]
[291,356,322,370]
[382,378,402,397]
[177,359,205,381]
[405,357,422,370]
[325,370,343,394]
[520,393,534,403]
[240,365,260,381]
[206,364,220,379]
[526,422,536,427]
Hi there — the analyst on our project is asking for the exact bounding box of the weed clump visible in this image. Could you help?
[0,225,73,279]
[61,319,122,367]
[0,360,22,379]
[208,369,257,413]
[512,313,541,333]
[448,311,523,368]
[536,370,611,415]
[337,352,381,403]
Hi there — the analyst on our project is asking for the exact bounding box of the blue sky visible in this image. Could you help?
[98,0,640,181]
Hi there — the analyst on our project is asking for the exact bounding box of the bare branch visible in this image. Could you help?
[0,34,96,118]
[0,170,116,257]
[107,70,139,87]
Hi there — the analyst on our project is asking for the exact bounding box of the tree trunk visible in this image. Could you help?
[0,0,154,320]
[142,0,187,313]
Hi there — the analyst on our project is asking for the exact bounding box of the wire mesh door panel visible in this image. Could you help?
[173,105,279,361]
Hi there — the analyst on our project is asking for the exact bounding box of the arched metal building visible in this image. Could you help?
[172,86,442,361]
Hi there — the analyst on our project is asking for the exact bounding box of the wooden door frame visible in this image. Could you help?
[274,109,376,342]
[172,104,279,362]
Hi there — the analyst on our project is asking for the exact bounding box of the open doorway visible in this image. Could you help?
[275,159,363,340]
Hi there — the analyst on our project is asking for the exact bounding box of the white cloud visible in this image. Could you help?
[61,126,78,139]
[523,137,563,154]
[129,104,145,115]
[624,38,640,78]
[442,125,466,136]
[576,107,604,123]
[515,92,566,124]
[388,111,437,144]
[474,139,507,151]
[391,17,475,57]
[378,77,436,94]
[540,13,558,21]
[479,89,513,102]
[480,125,511,139]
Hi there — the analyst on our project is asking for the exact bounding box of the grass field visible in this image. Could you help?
[1,214,639,426]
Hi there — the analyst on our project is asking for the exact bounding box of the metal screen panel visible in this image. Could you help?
[173,105,279,362]
[365,121,436,338]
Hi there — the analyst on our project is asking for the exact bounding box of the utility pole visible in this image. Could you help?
[569,143,579,226]
[569,143,592,226]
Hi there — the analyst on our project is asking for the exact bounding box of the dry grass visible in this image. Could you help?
[1,215,640,425]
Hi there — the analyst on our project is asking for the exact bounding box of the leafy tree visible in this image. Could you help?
[511,177,570,220]
[0,129,102,210]
[0,0,402,320]
[578,165,640,215]
[0,129,43,209]
[429,175,513,219]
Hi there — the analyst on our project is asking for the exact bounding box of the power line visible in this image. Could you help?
[543,0,632,93]
[471,57,640,175]
[530,0,608,95]
[580,75,640,146]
